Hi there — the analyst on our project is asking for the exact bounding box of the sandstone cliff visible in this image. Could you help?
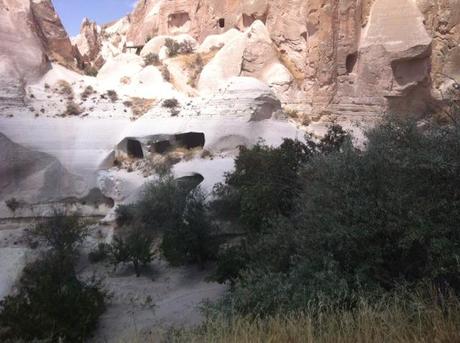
[0,0,77,112]
[123,0,460,117]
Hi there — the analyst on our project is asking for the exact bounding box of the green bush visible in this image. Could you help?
[109,228,155,277]
[31,213,88,257]
[0,214,107,341]
[211,118,460,316]
[161,188,218,267]
[0,253,107,342]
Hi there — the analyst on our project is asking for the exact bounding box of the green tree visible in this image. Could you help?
[161,188,218,267]
[110,229,155,277]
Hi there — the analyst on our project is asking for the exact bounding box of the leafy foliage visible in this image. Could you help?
[110,229,155,277]
[211,118,460,316]
[31,213,88,257]
[0,214,107,342]
[161,188,218,267]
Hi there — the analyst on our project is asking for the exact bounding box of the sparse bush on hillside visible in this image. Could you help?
[162,98,179,108]
[56,80,73,96]
[129,97,155,119]
[84,65,98,77]
[81,85,94,100]
[186,54,204,88]
[143,52,160,66]
[165,38,194,57]
[5,198,20,213]
[64,101,83,116]
[107,90,118,102]
[161,65,171,82]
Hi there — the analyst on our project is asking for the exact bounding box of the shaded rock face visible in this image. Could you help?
[0,133,87,204]
[72,18,102,67]
[0,0,49,112]
[0,0,77,112]
[124,0,460,117]
[29,0,77,69]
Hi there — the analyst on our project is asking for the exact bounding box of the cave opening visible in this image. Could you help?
[174,132,205,150]
[151,140,172,154]
[127,139,144,159]
[168,12,191,28]
[346,52,358,74]
[218,18,225,28]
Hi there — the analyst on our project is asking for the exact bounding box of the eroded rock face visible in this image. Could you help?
[72,18,102,67]
[122,0,460,117]
[30,0,77,69]
[0,133,87,204]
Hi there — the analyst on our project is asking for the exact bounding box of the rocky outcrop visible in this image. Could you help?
[30,0,77,69]
[0,132,87,204]
[72,18,102,67]
[123,0,460,118]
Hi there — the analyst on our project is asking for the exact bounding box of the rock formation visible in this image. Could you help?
[120,0,460,117]
[29,0,77,69]
[0,132,87,205]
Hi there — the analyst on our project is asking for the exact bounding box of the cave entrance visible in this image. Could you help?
[127,139,144,158]
[150,140,172,154]
[149,132,205,154]
[218,18,225,28]
[168,12,191,29]
[346,52,358,74]
[174,132,205,150]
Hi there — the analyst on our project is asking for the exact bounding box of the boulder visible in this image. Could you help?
[0,133,87,204]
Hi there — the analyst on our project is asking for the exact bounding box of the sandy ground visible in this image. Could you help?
[87,261,226,343]
[77,225,226,343]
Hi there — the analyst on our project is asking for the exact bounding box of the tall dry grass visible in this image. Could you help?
[136,291,460,343]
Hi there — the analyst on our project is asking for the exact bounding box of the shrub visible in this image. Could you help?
[161,65,171,82]
[115,204,137,227]
[31,213,88,257]
[88,243,110,263]
[211,117,460,315]
[0,253,107,342]
[162,98,179,108]
[143,52,160,66]
[81,85,94,100]
[5,198,20,213]
[110,229,155,277]
[64,101,83,116]
[56,80,73,96]
[294,118,460,293]
[129,97,155,119]
[84,65,98,77]
[211,138,315,233]
[107,90,118,102]
[161,188,218,267]
[165,38,194,57]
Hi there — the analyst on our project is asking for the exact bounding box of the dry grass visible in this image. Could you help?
[132,292,460,343]
[56,80,73,97]
[129,97,156,119]
[63,101,83,116]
